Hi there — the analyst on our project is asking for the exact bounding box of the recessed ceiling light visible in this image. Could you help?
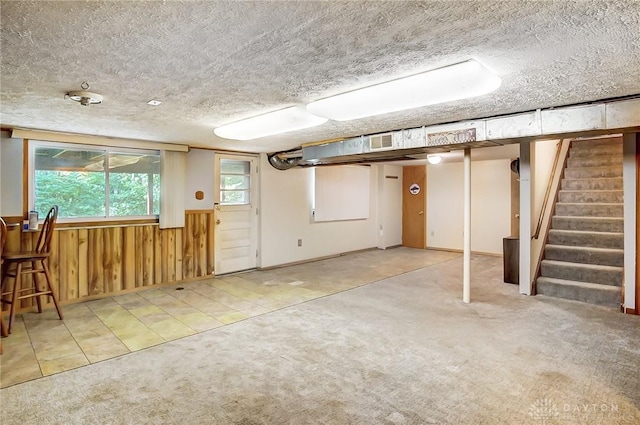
[147,100,162,106]
[214,106,328,141]
[307,59,501,121]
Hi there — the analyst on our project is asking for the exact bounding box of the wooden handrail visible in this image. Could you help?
[531,139,573,295]
[533,141,562,240]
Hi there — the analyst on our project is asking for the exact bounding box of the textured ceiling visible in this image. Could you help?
[1,1,639,153]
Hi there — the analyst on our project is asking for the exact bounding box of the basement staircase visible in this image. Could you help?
[536,136,624,307]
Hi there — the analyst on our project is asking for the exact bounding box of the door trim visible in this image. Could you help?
[213,153,259,275]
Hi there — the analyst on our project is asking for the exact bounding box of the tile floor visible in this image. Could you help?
[0,247,460,388]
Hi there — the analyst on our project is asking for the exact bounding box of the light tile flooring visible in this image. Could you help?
[0,247,460,388]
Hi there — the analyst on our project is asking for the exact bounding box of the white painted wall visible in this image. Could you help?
[377,164,402,249]
[529,139,567,292]
[314,165,370,222]
[426,159,512,255]
[259,154,378,268]
[185,148,215,210]
[533,139,560,229]
[0,132,23,216]
[427,162,464,251]
[470,159,513,254]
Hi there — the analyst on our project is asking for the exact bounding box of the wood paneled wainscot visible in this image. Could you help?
[5,211,214,312]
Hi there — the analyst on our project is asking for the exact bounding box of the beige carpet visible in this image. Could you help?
[1,254,639,425]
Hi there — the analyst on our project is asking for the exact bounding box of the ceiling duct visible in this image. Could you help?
[267,97,640,169]
[267,149,303,170]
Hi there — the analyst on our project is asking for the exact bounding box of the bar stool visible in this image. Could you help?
[1,206,63,334]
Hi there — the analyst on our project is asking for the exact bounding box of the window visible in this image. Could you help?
[219,159,251,205]
[30,142,160,220]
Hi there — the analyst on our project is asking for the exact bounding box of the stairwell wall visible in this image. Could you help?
[519,139,566,295]
[530,139,570,292]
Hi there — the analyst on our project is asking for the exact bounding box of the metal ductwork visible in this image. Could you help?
[267,148,303,170]
[267,97,640,169]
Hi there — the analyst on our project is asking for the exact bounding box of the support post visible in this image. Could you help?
[622,133,637,313]
[519,141,533,295]
[463,148,471,303]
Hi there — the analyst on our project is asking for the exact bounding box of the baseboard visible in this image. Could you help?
[259,245,503,271]
[258,247,378,271]
[425,246,503,257]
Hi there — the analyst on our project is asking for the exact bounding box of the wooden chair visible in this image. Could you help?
[0,217,7,354]
[1,206,63,334]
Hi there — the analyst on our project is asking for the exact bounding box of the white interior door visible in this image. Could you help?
[214,154,258,274]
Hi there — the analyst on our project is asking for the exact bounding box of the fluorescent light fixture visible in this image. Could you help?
[307,59,501,121]
[427,154,442,165]
[214,106,328,140]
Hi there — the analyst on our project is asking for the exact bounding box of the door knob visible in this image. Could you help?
[418,211,424,215]
[216,219,221,225]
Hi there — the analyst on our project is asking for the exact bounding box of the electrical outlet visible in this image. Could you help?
[297,239,302,247]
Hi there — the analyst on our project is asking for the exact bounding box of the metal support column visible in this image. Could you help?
[519,142,533,295]
[463,148,471,303]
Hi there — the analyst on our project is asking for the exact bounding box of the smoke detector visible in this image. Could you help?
[66,82,103,106]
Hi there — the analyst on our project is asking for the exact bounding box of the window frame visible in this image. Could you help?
[28,140,161,223]
[218,158,252,206]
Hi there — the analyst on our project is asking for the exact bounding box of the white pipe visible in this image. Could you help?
[463,148,471,303]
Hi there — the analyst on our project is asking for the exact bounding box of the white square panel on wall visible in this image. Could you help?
[185,149,215,210]
[314,165,370,222]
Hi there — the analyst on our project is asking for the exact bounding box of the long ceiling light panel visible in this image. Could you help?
[307,59,501,121]
[214,106,328,140]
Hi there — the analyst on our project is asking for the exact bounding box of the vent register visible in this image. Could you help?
[370,134,393,150]
[299,126,483,166]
